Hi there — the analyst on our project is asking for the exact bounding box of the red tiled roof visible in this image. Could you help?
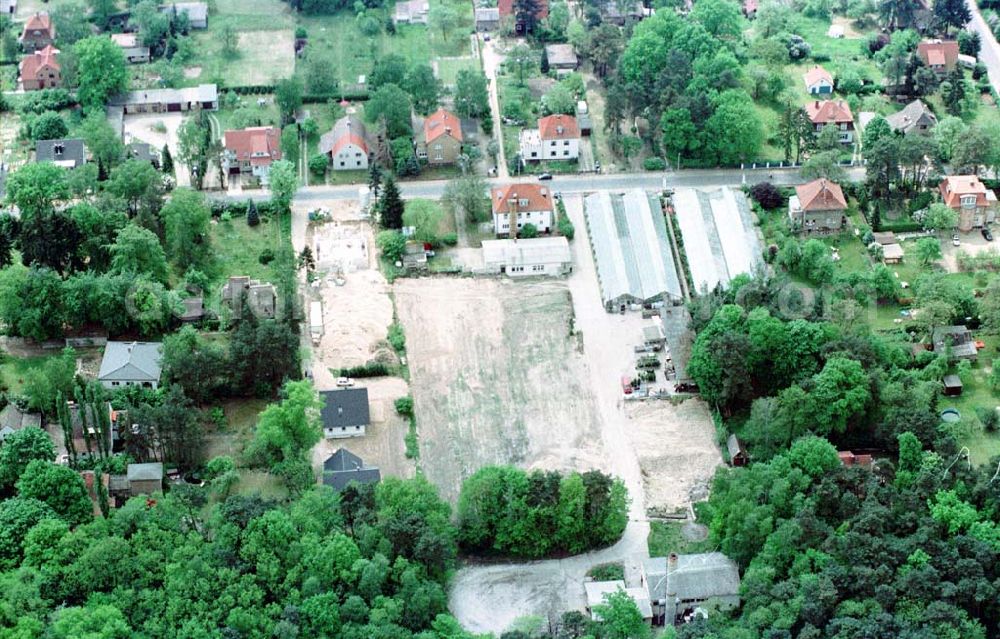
[19,45,60,82]
[940,175,989,209]
[424,108,462,144]
[498,0,549,19]
[223,126,281,163]
[803,65,832,88]
[917,40,959,69]
[538,114,579,140]
[21,12,53,36]
[805,100,854,125]
[491,183,554,215]
[332,134,368,157]
[795,179,847,212]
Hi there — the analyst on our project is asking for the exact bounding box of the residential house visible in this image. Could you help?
[36,138,86,169]
[939,175,997,231]
[789,179,847,232]
[402,241,428,271]
[221,276,277,319]
[803,65,833,95]
[320,388,371,439]
[545,44,578,73]
[491,183,555,236]
[1,0,16,17]
[886,99,937,135]
[932,325,978,362]
[805,100,855,143]
[475,6,500,30]
[838,451,874,468]
[917,40,959,73]
[499,0,548,32]
[160,2,208,28]
[394,0,429,23]
[126,141,160,168]
[19,12,54,53]
[108,84,219,114]
[180,297,205,323]
[127,462,164,495]
[726,434,748,467]
[600,0,647,24]
[520,114,580,161]
[223,126,282,184]
[19,44,60,91]
[419,108,462,165]
[110,32,151,64]
[743,0,757,18]
[322,448,381,491]
[97,341,163,389]
[585,581,653,623]
[319,116,370,171]
[481,236,572,276]
[640,553,741,626]
[0,404,41,442]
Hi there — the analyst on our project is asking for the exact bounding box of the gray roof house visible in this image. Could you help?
[108,84,218,114]
[97,341,163,389]
[932,325,978,362]
[641,553,741,626]
[126,462,164,496]
[322,448,381,491]
[0,404,41,442]
[36,138,86,168]
[221,276,277,319]
[320,388,371,439]
[160,2,208,28]
[886,99,937,135]
[127,141,160,167]
[475,6,500,30]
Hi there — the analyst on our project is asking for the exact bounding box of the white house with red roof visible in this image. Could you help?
[805,100,855,143]
[19,44,60,91]
[520,114,580,162]
[319,116,370,171]
[491,183,555,236]
[222,126,282,184]
[803,65,833,95]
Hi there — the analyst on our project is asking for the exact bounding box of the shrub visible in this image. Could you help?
[308,153,328,176]
[338,363,390,378]
[395,396,414,416]
[259,248,275,265]
[387,322,406,353]
[377,230,406,262]
[441,232,458,246]
[558,214,575,240]
[587,563,625,581]
[643,157,666,171]
[519,223,539,239]
[750,182,784,210]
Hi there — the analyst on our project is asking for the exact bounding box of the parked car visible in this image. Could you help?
[984,227,994,242]
[336,377,354,387]
[952,234,961,246]
[537,173,553,181]
[621,376,633,395]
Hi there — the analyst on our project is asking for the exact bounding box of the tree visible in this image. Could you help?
[0,497,57,570]
[49,605,132,639]
[934,0,970,36]
[268,160,298,214]
[801,151,847,182]
[275,77,303,124]
[691,0,744,39]
[89,0,118,30]
[934,115,969,162]
[280,125,300,164]
[443,174,489,224]
[403,64,441,115]
[540,44,550,73]
[0,427,55,490]
[454,70,490,118]
[162,188,212,271]
[29,111,68,142]
[541,84,576,115]
[429,4,460,41]
[951,124,994,174]
[245,380,322,468]
[377,230,406,262]
[750,182,783,210]
[592,590,651,639]
[19,209,83,274]
[514,0,544,32]
[109,224,170,284]
[80,111,126,175]
[366,84,413,139]
[915,236,943,265]
[980,279,1000,332]
[590,24,623,77]
[107,159,164,219]
[706,90,764,166]
[810,357,870,434]
[16,460,92,526]
[73,36,128,109]
[247,199,260,226]
[403,200,444,245]
[162,325,230,402]
[221,24,239,57]
[50,2,93,45]
[508,44,535,85]
[922,203,958,232]
[380,174,405,229]
[879,0,921,29]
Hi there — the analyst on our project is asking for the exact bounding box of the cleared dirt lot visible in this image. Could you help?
[395,278,608,503]
[120,113,190,187]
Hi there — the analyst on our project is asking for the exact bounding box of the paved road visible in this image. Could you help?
[230,166,866,204]
[968,0,1000,96]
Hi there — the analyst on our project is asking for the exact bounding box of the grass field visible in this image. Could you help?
[648,521,715,557]
[437,56,480,85]
[209,215,284,288]
[0,354,56,393]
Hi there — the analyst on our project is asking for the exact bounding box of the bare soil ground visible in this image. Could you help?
[234,30,296,85]
[310,376,416,480]
[625,399,723,511]
[120,113,190,187]
[395,277,607,503]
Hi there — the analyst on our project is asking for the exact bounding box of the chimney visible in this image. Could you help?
[54,143,64,156]
[814,100,819,108]
[338,407,343,415]
[667,552,678,573]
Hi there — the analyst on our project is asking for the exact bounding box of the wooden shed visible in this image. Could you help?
[726,434,749,467]
[943,374,963,396]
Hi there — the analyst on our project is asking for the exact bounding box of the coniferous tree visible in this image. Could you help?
[540,45,550,73]
[247,199,260,227]
[514,0,544,33]
[161,144,174,175]
[380,175,404,229]
[368,162,382,199]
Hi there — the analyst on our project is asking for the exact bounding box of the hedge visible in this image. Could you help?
[338,362,390,378]
[210,200,277,218]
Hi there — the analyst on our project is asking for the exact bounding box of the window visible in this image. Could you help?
[340,161,345,167]
[532,264,545,271]
[564,141,569,146]
[531,152,538,158]
[961,195,977,207]
[563,151,569,156]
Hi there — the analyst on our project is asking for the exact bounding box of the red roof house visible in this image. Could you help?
[19,44,61,91]
[917,40,959,73]
[422,108,463,165]
[222,126,282,183]
[491,183,555,235]
[805,100,855,143]
[19,12,55,52]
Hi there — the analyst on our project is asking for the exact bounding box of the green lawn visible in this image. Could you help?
[789,16,870,60]
[209,216,284,291]
[939,334,1000,465]
[436,56,480,86]
[0,354,57,394]
[648,521,714,558]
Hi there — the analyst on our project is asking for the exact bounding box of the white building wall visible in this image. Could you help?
[542,137,580,160]
[493,209,554,235]
[324,424,366,439]
[333,143,368,170]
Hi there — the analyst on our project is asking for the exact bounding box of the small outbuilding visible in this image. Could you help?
[882,243,904,264]
[0,404,41,442]
[545,44,579,72]
[943,374,963,396]
[126,462,164,496]
[726,434,748,467]
[584,581,653,623]
[481,236,572,277]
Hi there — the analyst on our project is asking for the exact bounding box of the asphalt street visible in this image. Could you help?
[967,0,1000,96]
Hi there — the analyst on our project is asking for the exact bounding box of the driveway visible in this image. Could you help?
[481,36,510,179]
[577,139,596,172]
[119,112,191,187]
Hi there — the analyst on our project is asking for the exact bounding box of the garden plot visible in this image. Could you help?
[394,278,607,502]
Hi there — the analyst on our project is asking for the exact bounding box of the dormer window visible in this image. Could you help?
[961,195,977,207]
[519,198,529,207]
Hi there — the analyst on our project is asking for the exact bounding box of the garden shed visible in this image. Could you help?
[943,374,963,396]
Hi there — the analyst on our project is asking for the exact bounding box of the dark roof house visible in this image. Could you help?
[0,404,41,442]
[886,99,937,135]
[320,388,371,438]
[36,138,86,169]
[97,341,163,388]
[932,325,978,362]
[322,448,381,491]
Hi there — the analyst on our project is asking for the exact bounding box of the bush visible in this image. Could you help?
[587,563,625,581]
[441,232,458,246]
[519,223,539,239]
[387,322,406,352]
[558,213,575,240]
[750,182,784,210]
[258,248,275,265]
[376,230,406,262]
[395,396,414,416]
[338,363,390,378]
[308,154,328,176]
[643,157,666,171]
[907,191,933,214]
